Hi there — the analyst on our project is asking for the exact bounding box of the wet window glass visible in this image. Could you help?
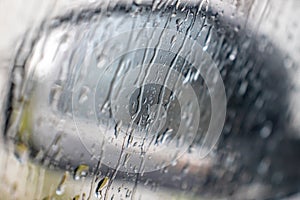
[0,0,299,199]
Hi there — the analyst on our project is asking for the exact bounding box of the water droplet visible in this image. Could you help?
[56,171,68,196]
[78,86,90,104]
[95,177,109,199]
[72,194,80,200]
[238,81,248,96]
[260,122,273,138]
[56,187,64,196]
[182,164,189,175]
[170,35,177,44]
[125,189,132,198]
[183,69,193,84]
[198,0,209,13]
[171,159,178,166]
[176,18,183,27]
[14,142,29,163]
[114,121,122,139]
[74,164,89,180]
[229,47,237,61]
[123,153,131,168]
[97,55,108,69]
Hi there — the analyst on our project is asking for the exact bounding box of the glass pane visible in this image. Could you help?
[0,0,299,199]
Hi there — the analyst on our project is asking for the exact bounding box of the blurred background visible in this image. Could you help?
[0,0,300,199]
